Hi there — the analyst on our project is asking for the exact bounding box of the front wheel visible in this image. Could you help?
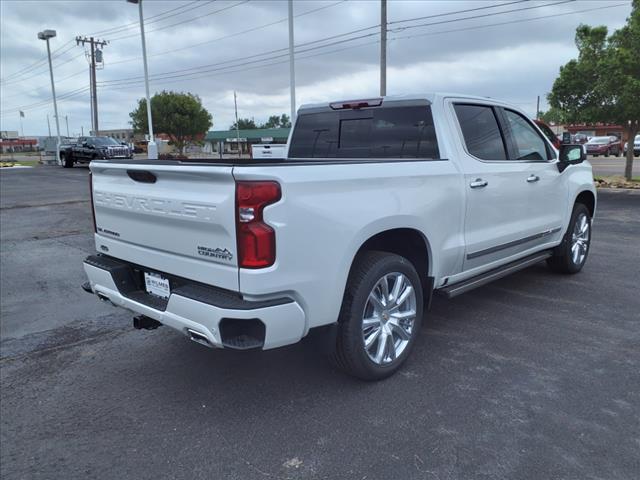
[62,153,74,168]
[330,251,423,380]
[547,203,591,274]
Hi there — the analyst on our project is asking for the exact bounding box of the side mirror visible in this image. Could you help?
[557,144,586,173]
[82,142,88,147]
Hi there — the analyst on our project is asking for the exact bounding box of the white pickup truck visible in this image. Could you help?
[82,94,596,380]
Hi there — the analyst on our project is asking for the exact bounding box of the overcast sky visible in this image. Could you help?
[0,0,632,137]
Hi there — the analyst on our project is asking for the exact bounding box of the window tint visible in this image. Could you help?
[503,109,550,161]
[454,104,506,160]
[536,122,557,145]
[288,106,439,159]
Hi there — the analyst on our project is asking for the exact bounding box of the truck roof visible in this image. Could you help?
[298,93,519,112]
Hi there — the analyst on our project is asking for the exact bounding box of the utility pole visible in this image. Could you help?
[65,115,70,137]
[380,0,387,97]
[88,66,94,133]
[536,95,541,119]
[81,126,84,136]
[288,0,296,123]
[76,36,107,136]
[234,91,241,159]
[47,114,51,137]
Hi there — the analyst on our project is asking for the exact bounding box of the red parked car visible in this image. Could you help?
[585,136,621,157]
[534,119,561,149]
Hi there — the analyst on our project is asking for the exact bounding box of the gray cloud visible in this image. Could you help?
[0,0,631,135]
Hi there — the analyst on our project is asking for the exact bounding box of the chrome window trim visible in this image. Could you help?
[449,99,557,165]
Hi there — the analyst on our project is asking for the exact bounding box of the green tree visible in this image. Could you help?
[229,118,257,130]
[130,91,212,154]
[548,1,639,180]
[261,113,292,129]
[539,107,565,125]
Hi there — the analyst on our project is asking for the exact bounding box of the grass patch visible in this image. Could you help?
[0,160,38,168]
[594,175,640,189]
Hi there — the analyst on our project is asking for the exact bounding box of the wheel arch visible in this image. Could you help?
[347,228,434,308]
[575,190,596,217]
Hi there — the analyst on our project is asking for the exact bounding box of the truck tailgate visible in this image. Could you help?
[90,162,239,291]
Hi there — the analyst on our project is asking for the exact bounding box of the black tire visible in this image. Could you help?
[330,251,424,381]
[62,153,73,168]
[547,203,591,274]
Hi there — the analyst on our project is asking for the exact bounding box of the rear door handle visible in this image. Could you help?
[469,178,488,189]
[527,175,540,183]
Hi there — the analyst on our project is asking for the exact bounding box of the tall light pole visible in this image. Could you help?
[127,0,157,159]
[380,0,387,96]
[38,30,61,165]
[288,0,296,123]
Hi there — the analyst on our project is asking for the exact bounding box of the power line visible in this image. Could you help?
[391,1,629,41]
[1,52,85,87]
[108,0,348,66]
[388,0,527,25]
[83,0,209,37]
[2,0,625,116]
[1,42,79,85]
[1,0,348,101]
[109,0,251,41]
[98,29,380,87]
[388,0,575,33]
[96,0,571,88]
[0,39,75,82]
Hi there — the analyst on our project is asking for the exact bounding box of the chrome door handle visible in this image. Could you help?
[469,178,488,189]
[527,175,540,183]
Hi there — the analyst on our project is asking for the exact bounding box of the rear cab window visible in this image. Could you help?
[453,104,507,160]
[288,104,440,160]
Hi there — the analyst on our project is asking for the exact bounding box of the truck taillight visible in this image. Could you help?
[235,181,281,268]
[89,172,97,233]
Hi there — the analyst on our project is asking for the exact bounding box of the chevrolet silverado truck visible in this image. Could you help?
[62,136,132,168]
[82,94,596,380]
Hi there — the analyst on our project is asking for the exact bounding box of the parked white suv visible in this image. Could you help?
[82,94,596,380]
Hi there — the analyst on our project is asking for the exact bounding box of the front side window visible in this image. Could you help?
[288,106,439,159]
[503,109,551,161]
[454,104,506,160]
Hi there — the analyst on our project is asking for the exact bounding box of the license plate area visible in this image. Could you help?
[144,272,170,299]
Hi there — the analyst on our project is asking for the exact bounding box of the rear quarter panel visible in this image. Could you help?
[234,160,465,332]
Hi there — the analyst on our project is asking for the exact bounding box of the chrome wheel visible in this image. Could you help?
[571,212,590,265]
[362,272,417,365]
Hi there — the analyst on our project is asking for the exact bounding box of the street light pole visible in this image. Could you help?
[39,30,61,165]
[128,0,157,159]
[288,0,296,123]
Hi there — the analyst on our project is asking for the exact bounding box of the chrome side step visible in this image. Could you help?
[436,251,553,299]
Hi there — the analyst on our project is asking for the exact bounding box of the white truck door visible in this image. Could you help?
[448,101,554,272]
[499,107,566,242]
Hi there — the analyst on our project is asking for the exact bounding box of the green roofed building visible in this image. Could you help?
[205,128,290,157]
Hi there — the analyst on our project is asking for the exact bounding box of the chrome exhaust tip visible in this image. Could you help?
[187,329,211,347]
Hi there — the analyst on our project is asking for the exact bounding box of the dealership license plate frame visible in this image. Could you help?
[144,271,170,299]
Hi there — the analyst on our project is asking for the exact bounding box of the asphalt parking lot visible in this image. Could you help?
[588,154,639,177]
[1,166,639,480]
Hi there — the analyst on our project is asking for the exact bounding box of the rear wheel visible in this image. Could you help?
[547,203,591,274]
[330,251,423,380]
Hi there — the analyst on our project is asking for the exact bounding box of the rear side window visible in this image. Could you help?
[454,104,506,160]
[288,106,439,159]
